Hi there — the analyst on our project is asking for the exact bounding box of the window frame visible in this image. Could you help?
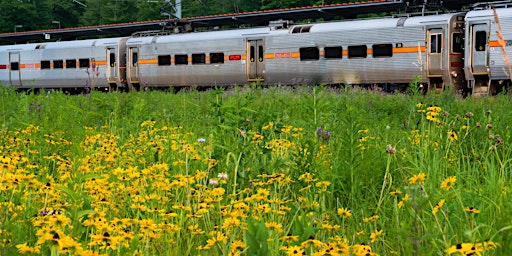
[53,60,64,69]
[475,30,487,52]
[158,55,171,66]
[324,46,343,59]
[210,52,224,64]
[299,47,320,61]
[175,54,189,65]
[41,60,51,69]
[66,59,76,69]
[192,53,206,64]
[372,44,393,58]
[348,45,368,59]
[79,58,90,68]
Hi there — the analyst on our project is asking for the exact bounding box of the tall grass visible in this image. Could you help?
[0,85,510,255]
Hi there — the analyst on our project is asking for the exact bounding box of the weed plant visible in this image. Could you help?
[0,85,510,255]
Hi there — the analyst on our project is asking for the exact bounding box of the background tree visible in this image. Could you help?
[0,0,360,33]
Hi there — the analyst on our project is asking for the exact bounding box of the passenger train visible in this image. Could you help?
[1,6,512,96]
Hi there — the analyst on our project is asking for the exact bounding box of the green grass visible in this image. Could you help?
[0,85,511,255]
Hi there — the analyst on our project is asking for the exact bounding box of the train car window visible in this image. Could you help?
[258,45,264,62]
[53,60,64,69]
[175,54,188,65]
[291,25,313,33]
[41,61,51,69]
[10,62,19,71]
[250,46,255,62]
[192,53,206,64]
[324,46,342,59]
[348,45,367,58]
[132,53,138,67]
[475,31,487,52]
[299,47,319,60]
[66,59,76,69]
[110,53,116,67]
[158,55,171,66]
[372,44,393,58]
[430,34,442,53]
[79,59,90,68]
[452,33,464,53]
[210,53,224,64]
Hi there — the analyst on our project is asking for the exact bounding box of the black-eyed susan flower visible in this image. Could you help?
[408,173,426,185]
[265,221,283,232]
[370,229,383,243]
[337,207,352,218]
[363,215,379,223]
[445,241,499,255]
[448,131,458,141]
[464,207,481,214]
[280,234,299,243]
[441,176,456,190]
[416,102,426,108]
[16,243,40,254]
[281,245,304,255]
[432,199,445,215]
[301,236,323,248]
[389,189,402,196]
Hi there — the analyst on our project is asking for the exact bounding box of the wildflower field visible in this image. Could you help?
[0,85,511,255]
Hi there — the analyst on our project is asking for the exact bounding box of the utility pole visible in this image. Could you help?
[165,0,181,19]
[176,0,181,19]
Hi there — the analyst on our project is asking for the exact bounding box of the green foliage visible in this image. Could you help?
[1,87,511,255]
[245,219,269,256]
[1,0,370,33]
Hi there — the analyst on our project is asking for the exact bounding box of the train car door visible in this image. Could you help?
[469,24,489,74]
[247,39,265,82]
[128,47,140,84]
[9,52,21,86]
[106,47,117,84]
[427,28,443,77]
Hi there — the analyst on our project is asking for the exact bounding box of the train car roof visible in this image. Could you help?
[304,13,463,33]
[466,6,512,20]
[126,27,272,44]
[0,37,126,52]
[126,13,466,45]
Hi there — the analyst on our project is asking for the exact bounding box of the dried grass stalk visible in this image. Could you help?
[493,7,512,81]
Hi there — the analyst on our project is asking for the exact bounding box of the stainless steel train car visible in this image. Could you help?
[1,6,511,96]
[124,12,465,92]
[465,7,512,95]
[0,37,128,90]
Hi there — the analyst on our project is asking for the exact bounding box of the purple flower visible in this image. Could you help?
[316,127,331,142]
[39,209,50,216]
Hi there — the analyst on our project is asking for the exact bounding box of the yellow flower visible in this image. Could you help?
[262,122,274,130]
[464,207,481,214]
[370,229,383,243]
[445,241,499,255]
[363,215,379,223]
[337,207,352,218]
[280,234,299,243]
[389,189,402,196]
[282,245,304,255]
[265,222,283,232]
[16,243,40,254]
[441,176,456,190]
[432,199,445,215]
[448,131,458,141]
[408,173,426,185]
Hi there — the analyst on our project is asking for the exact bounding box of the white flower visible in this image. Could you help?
[217,173,228,179]
[209,179,218,185]
[197,138,206,143]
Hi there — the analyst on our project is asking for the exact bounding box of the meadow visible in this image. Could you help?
[0,85,511,255]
